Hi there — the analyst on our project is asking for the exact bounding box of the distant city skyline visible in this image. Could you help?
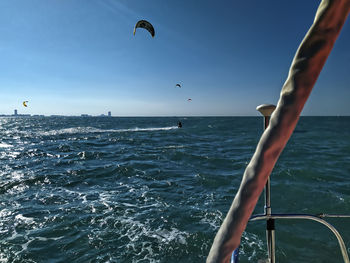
[1,109,113,117]
[0,0,349,116]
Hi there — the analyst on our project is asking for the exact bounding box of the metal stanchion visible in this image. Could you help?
[256,104,276,263]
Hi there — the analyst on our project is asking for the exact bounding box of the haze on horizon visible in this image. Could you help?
[1,0,349,117]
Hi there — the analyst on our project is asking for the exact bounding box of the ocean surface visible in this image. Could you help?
[0,116,349,263]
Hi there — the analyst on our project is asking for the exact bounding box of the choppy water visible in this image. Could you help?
[0,116,349,263]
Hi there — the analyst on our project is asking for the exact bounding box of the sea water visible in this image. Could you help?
[0,116,349,263]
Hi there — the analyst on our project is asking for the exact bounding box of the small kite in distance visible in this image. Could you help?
[133,20,155,38]
[175,84,181,88]
[188,98,192,102]
[23,101,28,107]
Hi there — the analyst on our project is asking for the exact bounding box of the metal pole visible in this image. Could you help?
[250,213,350,263]
[256,104,276,263]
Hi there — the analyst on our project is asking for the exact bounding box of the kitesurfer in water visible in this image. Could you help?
[178,121,182,128]
[207,1,350,262]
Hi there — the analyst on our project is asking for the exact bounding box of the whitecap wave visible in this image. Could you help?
[40,126,178,136]
[0,142,12,148]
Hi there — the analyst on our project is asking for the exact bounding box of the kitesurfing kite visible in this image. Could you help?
[133,20,155,38]
[187,98,192,102]
[23,101,28,107]
[175,84,181,88]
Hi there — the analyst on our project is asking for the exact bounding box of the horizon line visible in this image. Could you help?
[1,114,349,118]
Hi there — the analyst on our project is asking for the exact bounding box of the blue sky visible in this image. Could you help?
[0,0,349,116]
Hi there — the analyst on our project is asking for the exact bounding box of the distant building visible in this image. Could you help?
[14,109,18,116]
[108,111,111,117]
